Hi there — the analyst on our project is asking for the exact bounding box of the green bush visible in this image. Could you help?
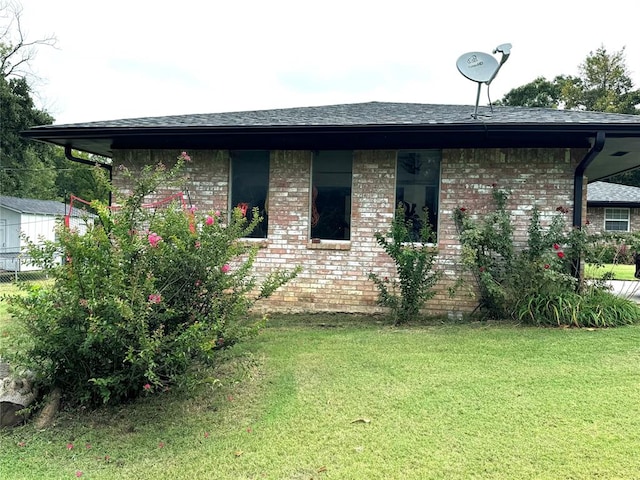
[6,153,300,406]
[453,186,640,327]
[592,240,633,264]
[515,288,639,328]
[368,205,441,324]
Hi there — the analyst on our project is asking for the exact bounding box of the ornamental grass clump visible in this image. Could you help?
[5,153,299,407]
[454,184,640,327]
[368,204,441,325]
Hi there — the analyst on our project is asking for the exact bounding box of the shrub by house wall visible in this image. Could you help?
[112,147,586,316]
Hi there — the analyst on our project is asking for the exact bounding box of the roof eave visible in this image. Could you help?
[22,123,605,158]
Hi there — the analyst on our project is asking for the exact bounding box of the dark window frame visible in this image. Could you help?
[311,150,353,241]
[395,149,441,242]
[229,150,270,239]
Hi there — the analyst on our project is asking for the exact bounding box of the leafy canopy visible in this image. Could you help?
[498,46,640,114]
[0,0,107,201]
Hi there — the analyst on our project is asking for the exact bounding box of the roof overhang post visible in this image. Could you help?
[572,131,605,286]
[573,131,605,228]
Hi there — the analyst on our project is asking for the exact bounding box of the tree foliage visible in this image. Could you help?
[0,1,106,201]
[498,75,565,108]
[498,46,640,114]
[563,46,640,113]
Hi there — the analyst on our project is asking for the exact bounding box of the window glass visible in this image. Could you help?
[604,207,630,232]
[395,150,441,240]
[311,151,352,240]
[230,151,269,238]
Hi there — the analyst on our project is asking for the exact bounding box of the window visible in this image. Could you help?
[311,151,352,240]
[395,150,441,241]
[604,208,630,232]
[230,150,270,238]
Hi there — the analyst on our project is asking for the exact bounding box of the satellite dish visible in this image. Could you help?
[456,43,512,118]
[456,52,499,83]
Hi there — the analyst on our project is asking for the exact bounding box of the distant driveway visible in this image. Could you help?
[606,280,640,302]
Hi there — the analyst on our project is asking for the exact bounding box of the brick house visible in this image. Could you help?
[586,181,640,234]
[22,102,640,316]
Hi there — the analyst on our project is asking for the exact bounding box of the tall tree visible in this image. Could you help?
[498,46,640,114]
[0,1,60,199]
[0,1,110,202]
[562,46,640,114]
[0,74,59,198]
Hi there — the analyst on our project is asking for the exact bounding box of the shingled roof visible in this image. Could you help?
[0,196,69,216]
[29,102,640,129]
[21,101,640,180]
[587,181,640,206]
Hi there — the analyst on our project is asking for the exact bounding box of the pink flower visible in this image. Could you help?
[205,215,214,226]
[204,432,210,439]
[143,383,151,391]
[67,443,74,450]
[214,210,221,217]
[195,241,201,249]
[158,442,165,449]
[148,293,162,304]
[189,206,198,214]
[75,471,83,478]
[553,243,560,250]
[557,252,565,259]
[148,232,162,248]
[544,264,550,269]
[221,264,230,273]
[180,151,192,162]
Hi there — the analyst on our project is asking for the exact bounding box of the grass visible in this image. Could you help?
[2,312,640,479]
[585,262,637,281]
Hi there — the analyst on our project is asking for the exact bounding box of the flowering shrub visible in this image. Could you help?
[453,184,640,327]
[368,204,441,324]
[7,154,300,406]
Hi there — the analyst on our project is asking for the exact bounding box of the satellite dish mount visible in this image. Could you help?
[456,43,512,118]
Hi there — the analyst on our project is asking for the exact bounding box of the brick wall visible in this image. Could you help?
[112,147,586,316]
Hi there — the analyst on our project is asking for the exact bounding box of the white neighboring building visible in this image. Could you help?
[0,196,91,272]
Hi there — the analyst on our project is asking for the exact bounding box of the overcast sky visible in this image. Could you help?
[19,0,640,125]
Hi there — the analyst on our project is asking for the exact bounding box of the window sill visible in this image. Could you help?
[307,240,351,251]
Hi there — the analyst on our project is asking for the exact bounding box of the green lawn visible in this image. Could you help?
[2,314,640,479]
[585,262,637,280]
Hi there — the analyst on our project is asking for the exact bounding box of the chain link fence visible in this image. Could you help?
[0,251,55,283]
